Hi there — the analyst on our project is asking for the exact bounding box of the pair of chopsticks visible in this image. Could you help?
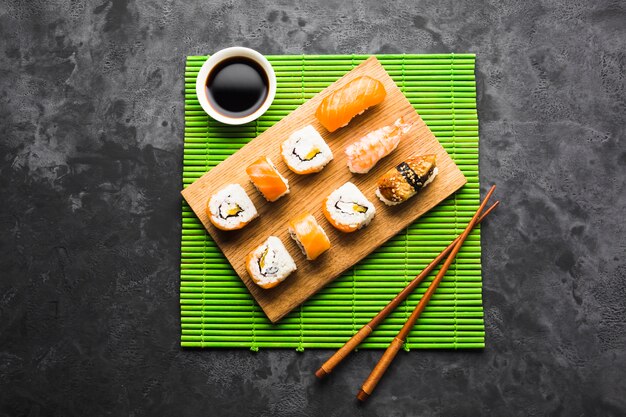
[315,185,498,401]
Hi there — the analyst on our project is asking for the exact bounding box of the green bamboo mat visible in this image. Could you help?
[181,54,483,350]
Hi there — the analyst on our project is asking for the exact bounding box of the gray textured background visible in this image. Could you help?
[1,0,625,416]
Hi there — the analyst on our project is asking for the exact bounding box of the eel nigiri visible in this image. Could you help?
[345,117,415,174]
[246,156,290,202]
[375,154,438,206]
[288,212,331,260]
[315,76,386,132]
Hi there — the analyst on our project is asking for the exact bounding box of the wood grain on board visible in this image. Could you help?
[181,56,467,323]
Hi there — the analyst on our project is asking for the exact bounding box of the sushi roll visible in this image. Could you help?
[288,212,331,260]
[315,76,386,132]
[323,182,376,233]
[246,156,290,202]
[345,117,415,174]
[246,236,297,289]
[375,154,438,206]
[281,125,333,174]
[207,184,258,231]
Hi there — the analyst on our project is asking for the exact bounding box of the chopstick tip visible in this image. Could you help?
[480,185,497,208]
[356,389,370,402]
[314,368,328,379]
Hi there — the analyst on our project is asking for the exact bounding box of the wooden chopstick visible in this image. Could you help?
[315,199,499,379]
[355,185,497,401]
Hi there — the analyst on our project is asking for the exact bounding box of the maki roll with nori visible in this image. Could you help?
[207,184,258,230]
[246,236,297,289]
[323,182,376,232]
[281,125,333,174]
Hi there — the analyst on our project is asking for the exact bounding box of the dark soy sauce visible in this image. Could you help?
[206,57,269,118]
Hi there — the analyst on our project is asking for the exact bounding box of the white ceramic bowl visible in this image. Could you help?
[195,47,276,125]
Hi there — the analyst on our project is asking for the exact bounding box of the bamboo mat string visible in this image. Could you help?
[200,256,206,348]
[451,52,459,349]
[297,304,304,352]
[301,54,305,104]
[403,228,411,352]
[400,54,411,351]
[250,302,259,352]
[351,267,357,338]
[200,105,211,349]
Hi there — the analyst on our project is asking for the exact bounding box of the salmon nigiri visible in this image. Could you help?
[315,76,386,132]
[345,117,415,174]
[246,156,290,202]
[288,212,331,260]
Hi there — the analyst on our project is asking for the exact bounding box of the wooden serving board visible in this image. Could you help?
[181,56,466,323]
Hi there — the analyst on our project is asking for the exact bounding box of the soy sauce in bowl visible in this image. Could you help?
[206,57,269,118]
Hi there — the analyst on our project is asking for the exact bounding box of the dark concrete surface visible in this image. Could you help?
[1,0,625,415]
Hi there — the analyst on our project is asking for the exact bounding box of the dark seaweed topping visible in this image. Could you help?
[396,162,423,192]
[258,247,278,277]
[264,266,279,276]
[396,163,434,193]
[218,195,243,219]
[291,138,321,162]
[334,199,368,215]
